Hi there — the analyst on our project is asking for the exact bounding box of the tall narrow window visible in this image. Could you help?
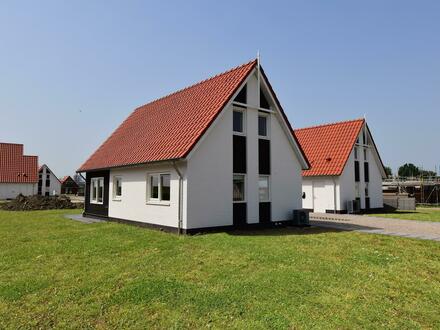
[354,147,358,160]
[148,173,171,203]
[258,176,270,202]
[113,177,122,199]
[258,115,268,137]
[363,148,368,160]
[354,161,360,182]
[233,175,245,202]
[233,110,244,133]
[90,177,104,204]
[364,162,369,182]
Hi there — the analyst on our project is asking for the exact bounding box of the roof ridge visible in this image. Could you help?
[294,118,365,132]
[134,58,257,111]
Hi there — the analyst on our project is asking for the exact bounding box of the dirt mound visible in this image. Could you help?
[1,194,83,211]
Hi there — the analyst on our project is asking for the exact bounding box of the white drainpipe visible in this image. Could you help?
[171,161,183,235]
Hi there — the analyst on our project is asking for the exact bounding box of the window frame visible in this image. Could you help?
[90,177,104,205]
[113,176,122,200]
[232,107,246,136]
[258,175,271,202]
[146,172,171,205]
[233,174,246,203]
[258,112,270,139]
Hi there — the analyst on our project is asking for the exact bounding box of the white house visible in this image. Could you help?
[0,143,38,199]
[77,59,310,233]
[38,164,61,196]
[294,119,386,213]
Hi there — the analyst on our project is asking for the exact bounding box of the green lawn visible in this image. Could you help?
[368,207,440,223]
[1,210,440,329]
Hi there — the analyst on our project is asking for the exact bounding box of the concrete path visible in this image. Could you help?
[65,214,104,224]
[310,213,440,242]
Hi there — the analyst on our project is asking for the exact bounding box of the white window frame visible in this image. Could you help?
[258,175,271,202]
[232,107,246,136]
[90,177,104,205]
[258,112,270,139]
[113,176,122,200]
[146,172,171,205]
[233,174,246,203]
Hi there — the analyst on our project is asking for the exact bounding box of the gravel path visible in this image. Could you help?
[310,213,440,241]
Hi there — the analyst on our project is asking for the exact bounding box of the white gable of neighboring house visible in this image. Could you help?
[302,122,385,213]
[38,165,61,196]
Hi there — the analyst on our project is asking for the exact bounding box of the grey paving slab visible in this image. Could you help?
[64,214,105,224]
[310,213,440,242]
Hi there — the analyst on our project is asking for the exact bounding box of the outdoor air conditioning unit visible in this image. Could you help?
[347,200,354,214]
[353,199,361,213]
[292,210,310,226]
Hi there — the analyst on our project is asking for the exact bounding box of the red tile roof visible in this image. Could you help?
[78,60,258,172]
[0,143,38,183]
[59,176,72,184]
[294,119,365,177]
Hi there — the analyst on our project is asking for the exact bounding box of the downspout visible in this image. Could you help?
[332,177,337,214]
[171,161,183,235]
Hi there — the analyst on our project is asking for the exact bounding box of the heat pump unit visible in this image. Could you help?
[292,210,310,226]
[347,200,354,214]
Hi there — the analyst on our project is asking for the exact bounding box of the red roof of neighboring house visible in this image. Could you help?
[78,60,258,172]
[294,119,365,177]
[0,143,38,183]
[59,176,70,184]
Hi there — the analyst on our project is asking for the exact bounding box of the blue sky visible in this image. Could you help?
[1,0,439,176]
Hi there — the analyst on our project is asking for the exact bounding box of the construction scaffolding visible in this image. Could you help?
[383,177,440,205]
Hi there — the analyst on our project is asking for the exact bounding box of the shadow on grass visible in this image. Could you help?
[227,225,344,237]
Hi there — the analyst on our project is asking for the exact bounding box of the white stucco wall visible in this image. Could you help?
[0,183,36,199]
[270,110,304,220]
[108,163,186,228]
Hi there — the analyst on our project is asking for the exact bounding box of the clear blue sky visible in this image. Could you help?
[1,0,439,176]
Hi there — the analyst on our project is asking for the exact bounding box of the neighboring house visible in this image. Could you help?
[294,119,386,213]
[38,164,61,196]
[0,143,38,199]
[77,59,309,233]
[60,176,79,195]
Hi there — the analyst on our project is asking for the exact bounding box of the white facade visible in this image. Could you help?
[302,125,385,213]
[0,183,36,200]
[101,69,307,230]
[38,165,61,196]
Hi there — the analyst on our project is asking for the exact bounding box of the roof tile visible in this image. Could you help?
[294,119,364,177]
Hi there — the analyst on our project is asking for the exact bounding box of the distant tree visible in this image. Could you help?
[398,163,420,178]
[384,166,393,177]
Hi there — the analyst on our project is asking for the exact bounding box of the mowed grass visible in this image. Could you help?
[368,207,440,223]
[0,211,440,329]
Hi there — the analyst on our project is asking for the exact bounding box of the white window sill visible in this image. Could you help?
[112,198,122,202]
[90,201,103,205]
[146,201,170,206]
[233,200,246,203]
[233,132,246,136]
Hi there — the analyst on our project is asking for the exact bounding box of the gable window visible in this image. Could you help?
[363,148,367,160]
[233,174,245,202]
[354,161,360,182]
[260,89,270,109]
[90,177,104,204]
[113,176,122,199]
[234,84,247,104]
[233,109,245,134]
[258,176,270,202]
[147,173,171,203]
[258,114,268,137]
[354,147,358,160]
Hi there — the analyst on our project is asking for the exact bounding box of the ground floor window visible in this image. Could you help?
[258,176,270,202]
[113,176,122,199]
[233,174,246,202]
[90,177,104,204]
[147,173,171,202]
